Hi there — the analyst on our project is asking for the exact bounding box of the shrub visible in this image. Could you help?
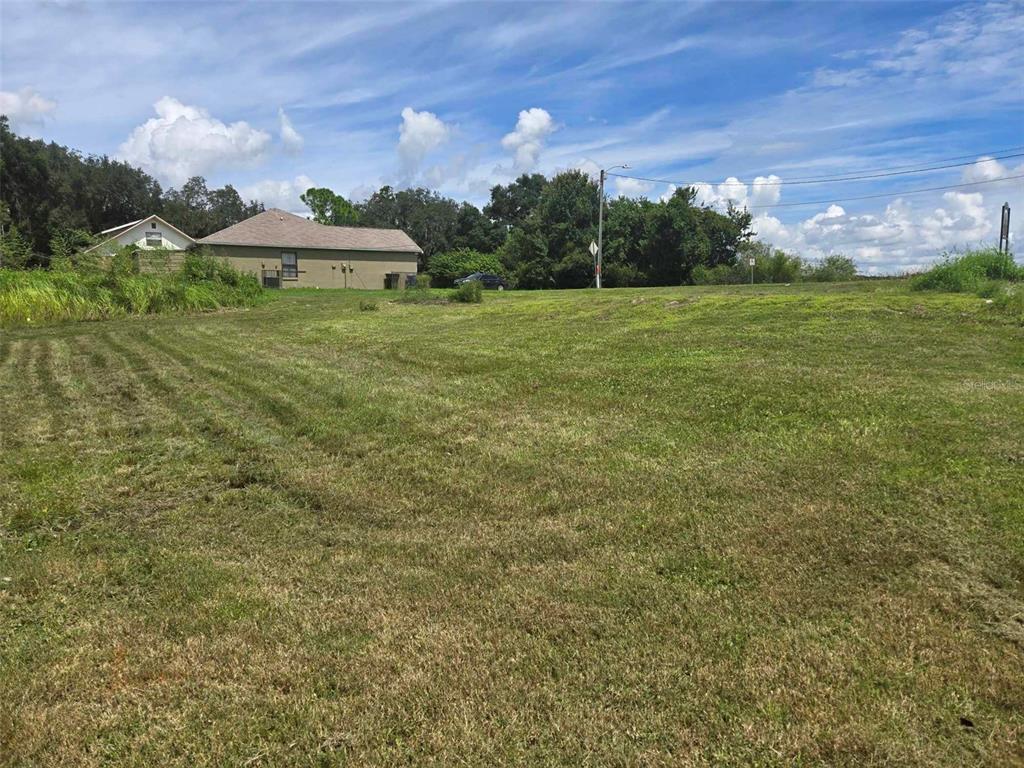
[910,249,1022,293]
[602,262,643,288]
[406,273,431,290]
[450,280,483,303]
[427,249,504,287]
[553,250,593,289]
[803,254,857,282]
[0,225,34,269]
[692,264,739,285]
[691,242,804,285]
[761,249,804,283]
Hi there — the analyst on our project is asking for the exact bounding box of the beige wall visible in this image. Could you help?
[205,245,419,289]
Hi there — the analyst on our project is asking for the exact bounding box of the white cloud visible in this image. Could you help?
[920,191,988,245]
[239,174,314,214]
[572,158,601,180]
[397,106,450,180]
[750,174,782,206]
[0,87,56,128]
[278,108,304,154]
[118,97,272,185]
[502,107,556,171]
[614,176,652,198]
[960,155,1024,189]
[718,177,748,207]
[692,177,748,209]
[751,183,1023,275]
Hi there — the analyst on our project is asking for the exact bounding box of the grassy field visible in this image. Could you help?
[2,282,1023,766]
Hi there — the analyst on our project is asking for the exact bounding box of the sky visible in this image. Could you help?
[1,0,1022,273]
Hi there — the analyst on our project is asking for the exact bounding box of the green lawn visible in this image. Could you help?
[2,282,1022,766]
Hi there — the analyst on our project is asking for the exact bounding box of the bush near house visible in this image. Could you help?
[0,248,262,328]
[427,248,506,287]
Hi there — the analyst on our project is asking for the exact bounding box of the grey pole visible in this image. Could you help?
[596,164,629,289]
[597,169,605,289]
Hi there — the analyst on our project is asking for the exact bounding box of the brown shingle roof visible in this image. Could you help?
[198,209,422,254]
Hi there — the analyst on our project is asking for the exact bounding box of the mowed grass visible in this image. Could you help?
[1,282,1023,766]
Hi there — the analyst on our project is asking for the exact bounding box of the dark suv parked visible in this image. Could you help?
[454,272,509,290]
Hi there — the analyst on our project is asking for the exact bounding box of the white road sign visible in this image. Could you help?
[589,240,599,257]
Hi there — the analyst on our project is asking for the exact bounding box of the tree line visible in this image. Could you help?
[301,172,756,288]
[2,116,853,285]
[0,117,266,267]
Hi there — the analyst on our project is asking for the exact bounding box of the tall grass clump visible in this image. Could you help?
[0,248,263,328]
[910,248,1022,293]
[910,248,1022,322]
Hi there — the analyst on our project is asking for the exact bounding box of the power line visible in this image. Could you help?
[606,150,1024,188]
[757,145,1024,183]
[746,174,1024,209]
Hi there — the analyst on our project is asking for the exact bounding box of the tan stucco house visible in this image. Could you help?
[198,209,422,289]
[86,214,195,270]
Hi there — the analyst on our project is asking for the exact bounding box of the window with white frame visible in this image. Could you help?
[146,231,163,247]
[281,251,298,279]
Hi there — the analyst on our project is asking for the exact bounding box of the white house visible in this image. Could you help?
[86,214,195,269]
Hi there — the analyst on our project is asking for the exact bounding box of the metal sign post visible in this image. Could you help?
[999,202,1011,255]
[749,257,755,284]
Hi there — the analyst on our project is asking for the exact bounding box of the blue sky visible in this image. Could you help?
[2,0,1022,272]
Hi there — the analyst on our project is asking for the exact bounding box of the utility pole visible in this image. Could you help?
[596,164,629,289]
[597,169,605,289]
[999,202,1011,255]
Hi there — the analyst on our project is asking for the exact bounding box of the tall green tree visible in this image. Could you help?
[485,173,548,230]
[0,116,163,256]
[452,202,505,253]
[357,186,499,263]
[0,225,33,269]
[498,171,598,289]
[162,177,263,238]
[300,187,360,226]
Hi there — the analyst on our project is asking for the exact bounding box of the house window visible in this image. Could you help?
[146,232,162,247]
[281,251,298,279]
